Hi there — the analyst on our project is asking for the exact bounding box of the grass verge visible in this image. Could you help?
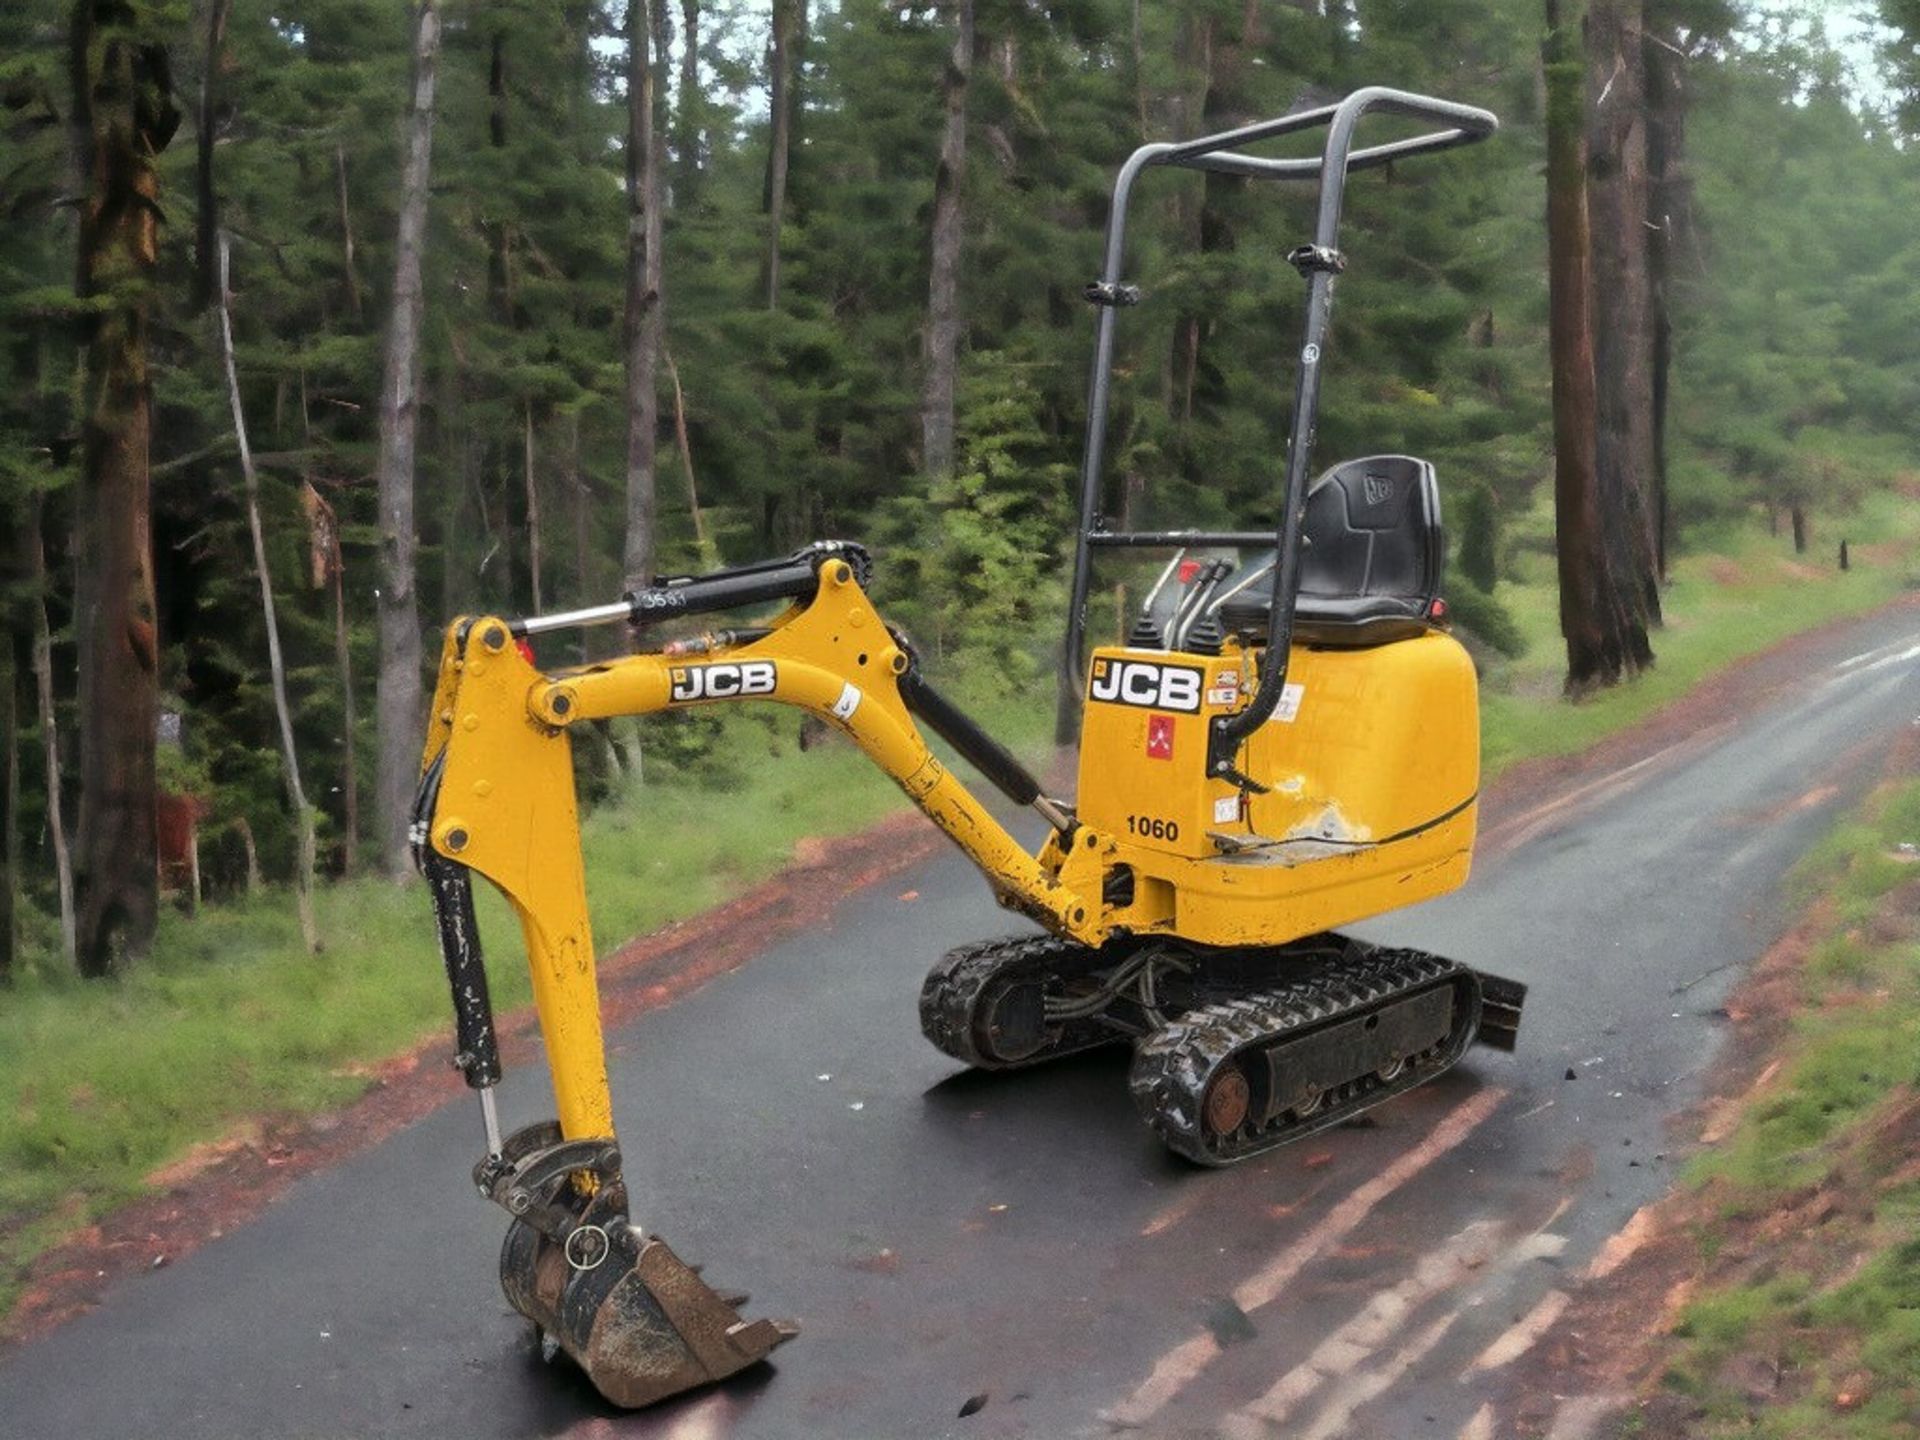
[1633,777,1920,1437]
[2,504,1917,1324]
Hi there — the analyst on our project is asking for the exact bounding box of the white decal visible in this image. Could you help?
[1269,681,1306,724]
[669,660,778,703]
[1213,795,1241,824]
[1088,659,1204,715]
[832,682,862,720]
[1206,685,1239,707]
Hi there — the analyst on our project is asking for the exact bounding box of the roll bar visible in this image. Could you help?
[1058,87,1497,780]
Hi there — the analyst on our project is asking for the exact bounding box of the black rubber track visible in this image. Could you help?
[917,934,1125,1069]
[1129,947,1482,1165]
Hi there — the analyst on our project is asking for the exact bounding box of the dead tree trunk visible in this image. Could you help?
[1584,0,1660,653]
[920,0,973,478]
[70,0,177,974]
[26,500,78,968]
[302,482,358,872]
[218,234,318,951]
[1544,0,1625,694]
[622,0,663,595]
[763,0,798,308]
[373,0,440,876]
[192,0,232,312]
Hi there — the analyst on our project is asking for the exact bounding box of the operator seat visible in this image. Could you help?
[1217,454,1444,648]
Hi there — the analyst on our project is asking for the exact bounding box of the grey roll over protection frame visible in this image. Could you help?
[1059,87,1498,778]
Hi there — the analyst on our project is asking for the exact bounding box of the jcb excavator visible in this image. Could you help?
[413,88,1524,1409]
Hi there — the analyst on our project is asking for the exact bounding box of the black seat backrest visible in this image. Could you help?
[1298,454,1443,605]
[1211,455,1445,648]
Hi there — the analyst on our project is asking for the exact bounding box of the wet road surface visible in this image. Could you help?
[5,606,1919,1440]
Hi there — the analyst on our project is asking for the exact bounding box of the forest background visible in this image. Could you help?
[4,0,1920,1313]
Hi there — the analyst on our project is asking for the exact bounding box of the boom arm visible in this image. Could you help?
[415,548,1109,1149]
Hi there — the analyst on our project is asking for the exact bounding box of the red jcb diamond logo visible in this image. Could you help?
[1146,714,1174,760]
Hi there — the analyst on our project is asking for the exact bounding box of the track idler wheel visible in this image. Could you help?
[486,1123,796,1408]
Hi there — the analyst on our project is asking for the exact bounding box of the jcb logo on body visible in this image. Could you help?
[669,661,777,703]
[1088,659,1203,714]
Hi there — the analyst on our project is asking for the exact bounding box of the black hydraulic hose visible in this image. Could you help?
[898,667,1043,810]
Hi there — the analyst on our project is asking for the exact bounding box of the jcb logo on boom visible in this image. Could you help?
[1088,659,1203,714]
[669,661,777,703]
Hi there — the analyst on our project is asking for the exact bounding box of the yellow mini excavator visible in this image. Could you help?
[413,88,1524,1409]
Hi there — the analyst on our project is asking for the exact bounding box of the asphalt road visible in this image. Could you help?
[6,606,1920,1440]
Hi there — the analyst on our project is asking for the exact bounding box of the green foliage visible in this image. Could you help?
[875,352,1073,693]
[1454,479,1502,592]
[0,0,1905,921]
[1444,578,1525,659]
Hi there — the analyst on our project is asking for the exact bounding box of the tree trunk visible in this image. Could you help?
[192,0,232,312]
[373,0,440,876]
[652,0,673,176]
[920,0,973,478]
[1,631,17,983]
[70,0,177,975]
[1130,0,1149,133]
[763,0,798,308]
[218,234,318,952]
[1644,16,1689,586]
[487,29,514,320]
[234,815,261,894]
[1166,7,1215,419]
[1791,504,1808,555]
[1544,0,1624,694]
[567,413,595,665]
[305,482,360,873]
[26,500,78,969]
[1584,0,1660,654]
[676,0,702,202]
[523,401,543,611]
[334,144,363,322]
[622,0,663,595]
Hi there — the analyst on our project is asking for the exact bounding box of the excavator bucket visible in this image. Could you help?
[500,1216,797,1408]
[474,1120,797,1408]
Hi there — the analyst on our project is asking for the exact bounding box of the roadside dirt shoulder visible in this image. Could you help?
[1495,724,1920,1438]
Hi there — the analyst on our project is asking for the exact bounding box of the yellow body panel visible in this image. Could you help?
[1072,633,1478,946]
[418,564,1478,1147]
